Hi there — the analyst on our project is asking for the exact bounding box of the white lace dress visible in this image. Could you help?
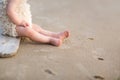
[0,0,32,37]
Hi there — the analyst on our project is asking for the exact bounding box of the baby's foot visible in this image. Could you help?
[57,30,70,40]
[50,38,62,47]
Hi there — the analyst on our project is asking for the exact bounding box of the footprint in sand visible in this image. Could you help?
[88,37,94,40]
[93,75,105,80]
[98,57,104,61]
[44,69,55,76]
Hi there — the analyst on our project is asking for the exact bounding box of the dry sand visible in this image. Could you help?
[0,0,120,80]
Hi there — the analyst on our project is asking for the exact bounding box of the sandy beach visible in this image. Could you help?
[0,0,120,80]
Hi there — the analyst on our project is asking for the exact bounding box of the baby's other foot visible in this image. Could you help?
[58,30,70,40]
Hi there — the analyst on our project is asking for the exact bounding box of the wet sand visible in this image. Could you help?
[0,0,120,80]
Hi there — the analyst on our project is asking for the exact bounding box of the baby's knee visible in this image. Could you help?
[16,26,32,37]
[24,27,34,37]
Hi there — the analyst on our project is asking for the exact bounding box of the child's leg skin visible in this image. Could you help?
[16,26,62,46]
[32,24,70,40]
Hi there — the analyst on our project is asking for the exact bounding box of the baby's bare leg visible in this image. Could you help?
[16,26,62,46]
[32,24,70,40]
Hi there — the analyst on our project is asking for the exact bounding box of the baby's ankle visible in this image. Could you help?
[50,38,62,47]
